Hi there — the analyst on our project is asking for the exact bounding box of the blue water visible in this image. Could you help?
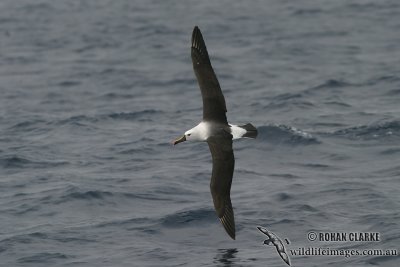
[1,1,399,266]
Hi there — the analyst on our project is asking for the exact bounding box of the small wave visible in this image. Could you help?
[0,156,31,168]
[290,204,318,212]
[0,156,68,169]
[269,218,297,225]
[117,146,156,155]
[19,3,55,13]
[323,101,351,107]
[307,79,351,92]
[47,186,179,205]
[17,253,69,263]
[377,166,400,177]
[257,124,319,145]
[375,75,400,82]
[66,190,113,200]
[296,163,334,169]
[264,79,351,111]
[28,232,48,239]
[13,204,40,215]
[57,80,81,87]
[105,109,162,122]
[367,255,398,266]
[4,230,95,245]
[273,192,292,201]
[313,79,350,89]
[107,109,160,120]
[161,208,215,228]
[311,122,347,128]
[100,92,135,99]
[54,109,162,126]
[120,192,170,201]
[272,92,303,101]
[292,8,324,16]
[95,217,150,228]
[54,189,114,204]
[366,75,400,86]
[380,148,400,155]
[8,119,46,130]
[265,93,315,110]
[332,120,400,140]
[385,88,400,96]
[270,173,300,179]
[56,115,99,126]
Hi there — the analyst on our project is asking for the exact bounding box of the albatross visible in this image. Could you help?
[173,26,257,240]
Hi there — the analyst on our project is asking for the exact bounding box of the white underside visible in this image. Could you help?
[185,122,247,142]
[229,124,247,140]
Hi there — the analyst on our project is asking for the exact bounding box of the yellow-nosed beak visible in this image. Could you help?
[173,135,186,145]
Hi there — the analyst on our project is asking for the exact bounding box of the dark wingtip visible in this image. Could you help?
[191,26,202,46]
[219,217,236,240]
[193,26,201,35]
[220,216,235,240]
[191,25,211,66]
[283,256,291,266]
[257,226,269,236]
[219,198,236,240]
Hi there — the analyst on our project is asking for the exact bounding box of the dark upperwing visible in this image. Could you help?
[191,26,228,124]
[207,133,235,239]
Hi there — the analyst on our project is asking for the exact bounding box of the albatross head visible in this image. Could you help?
[173,123,208,145]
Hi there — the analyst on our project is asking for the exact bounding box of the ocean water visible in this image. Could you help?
[0,0,399,266]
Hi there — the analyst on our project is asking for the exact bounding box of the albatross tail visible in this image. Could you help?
[229,123,258,139]
[238,123,258,139]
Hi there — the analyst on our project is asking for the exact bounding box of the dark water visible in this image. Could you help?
[1,0,399,266]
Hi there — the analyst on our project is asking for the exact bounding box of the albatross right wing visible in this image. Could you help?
[207,134,235,239]
[191,26,228,124]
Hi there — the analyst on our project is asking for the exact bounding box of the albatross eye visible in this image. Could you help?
[187,134,191,136]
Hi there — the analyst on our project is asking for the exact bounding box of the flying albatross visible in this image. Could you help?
[173,26,257,240]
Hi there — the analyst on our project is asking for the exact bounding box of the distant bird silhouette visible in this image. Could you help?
[257,226,291,266]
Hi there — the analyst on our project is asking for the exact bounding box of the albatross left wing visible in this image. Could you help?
[191,26,228,124]
[207,133,235,239]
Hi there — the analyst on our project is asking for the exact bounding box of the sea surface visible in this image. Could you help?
[0,0,399,266]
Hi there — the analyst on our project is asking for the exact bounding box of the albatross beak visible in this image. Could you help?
[173,135,186,145]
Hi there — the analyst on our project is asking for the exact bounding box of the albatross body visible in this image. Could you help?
[173,26,257,240]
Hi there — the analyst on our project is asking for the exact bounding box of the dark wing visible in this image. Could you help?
[276,247,291,266]
[191,26,228,124]
[257,226,273,239]
[207,133,235,239]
